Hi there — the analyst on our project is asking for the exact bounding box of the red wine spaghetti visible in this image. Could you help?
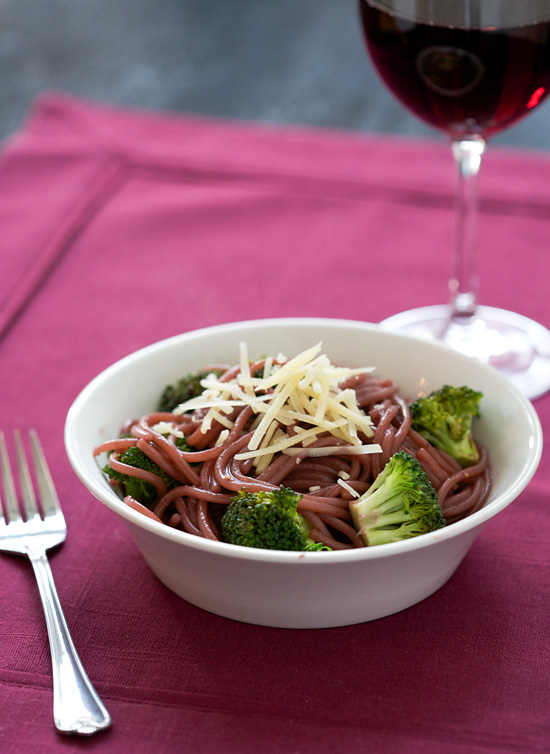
[94,344,491,550]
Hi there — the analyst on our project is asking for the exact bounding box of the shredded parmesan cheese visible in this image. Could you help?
[151,421,184,439]
[281,444,382,457]
[173,341,381,469]
[215,429,230,446]
[337,478,362,499]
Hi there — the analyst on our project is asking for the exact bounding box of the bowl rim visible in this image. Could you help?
[65,316,543,564]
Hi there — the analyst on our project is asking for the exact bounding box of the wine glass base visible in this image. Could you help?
[379,305,550,400]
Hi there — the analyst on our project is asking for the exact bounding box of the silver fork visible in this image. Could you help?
[0,430,111,736]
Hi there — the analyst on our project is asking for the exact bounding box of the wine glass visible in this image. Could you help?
[358,0,550,399]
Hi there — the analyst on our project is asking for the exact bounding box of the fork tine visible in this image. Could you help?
[14,430,40,522]
[29,430,62,519]
[0,431,21,523]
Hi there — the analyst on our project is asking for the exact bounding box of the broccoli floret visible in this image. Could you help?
[410,384,483,468]
[103,445,178,508]
[349,451,445,547]
[221,486,330,551]
[158,370,224,412]
[174,435,193,453]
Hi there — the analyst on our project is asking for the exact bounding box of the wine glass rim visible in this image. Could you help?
[361,0,550,30]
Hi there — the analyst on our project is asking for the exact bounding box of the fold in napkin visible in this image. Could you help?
[0,94,549,754]
[2,92,550,347]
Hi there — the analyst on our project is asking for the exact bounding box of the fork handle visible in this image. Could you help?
[29,549,112,736]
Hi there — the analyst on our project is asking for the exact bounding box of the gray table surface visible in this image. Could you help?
[2,0,549,150]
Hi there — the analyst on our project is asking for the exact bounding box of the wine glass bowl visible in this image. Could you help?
[358,0,550,399]
[359,2,550,139]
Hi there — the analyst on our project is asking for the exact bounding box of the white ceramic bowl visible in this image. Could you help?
[65,318,542,628]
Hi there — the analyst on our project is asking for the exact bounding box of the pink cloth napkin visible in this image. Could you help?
[0,93,549,753]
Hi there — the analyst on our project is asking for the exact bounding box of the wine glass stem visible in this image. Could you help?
[449,136,486,325]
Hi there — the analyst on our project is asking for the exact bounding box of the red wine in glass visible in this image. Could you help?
[358,0,550,399]
[359,4,550,138]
